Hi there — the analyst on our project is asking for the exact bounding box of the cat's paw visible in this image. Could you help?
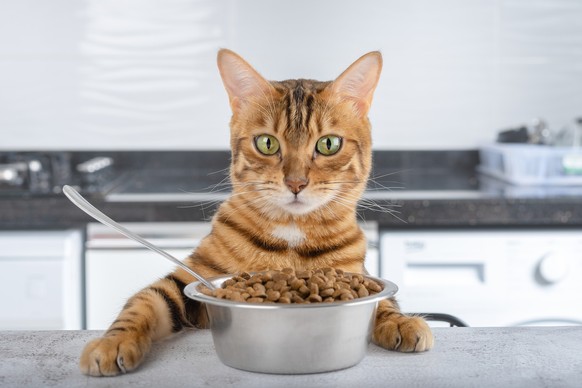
[373,314,434,352]
[79,334,151,376]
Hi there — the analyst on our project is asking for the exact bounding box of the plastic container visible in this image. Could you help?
[478,144,582,185]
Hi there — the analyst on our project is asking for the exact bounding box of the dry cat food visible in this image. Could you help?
[200,267,383,304]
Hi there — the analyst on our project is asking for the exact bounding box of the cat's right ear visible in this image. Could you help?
[217,49,275,113]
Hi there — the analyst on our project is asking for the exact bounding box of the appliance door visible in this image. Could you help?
[0,230,83,329]
[85,221,380,329]
[381,229,582,327]
[85,222,210,330]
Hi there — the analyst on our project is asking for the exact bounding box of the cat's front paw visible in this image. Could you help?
[79,334,151,376]
[373,314,434,352]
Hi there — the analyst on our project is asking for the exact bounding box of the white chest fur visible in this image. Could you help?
[271,224,306,248]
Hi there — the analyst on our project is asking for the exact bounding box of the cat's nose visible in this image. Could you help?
[285,177,309,194]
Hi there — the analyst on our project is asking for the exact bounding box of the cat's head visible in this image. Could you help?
[217,49,382,220]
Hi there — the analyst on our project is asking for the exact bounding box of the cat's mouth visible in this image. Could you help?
[268,189,331,216]
[277,194,323,216]
[288,196,305,207]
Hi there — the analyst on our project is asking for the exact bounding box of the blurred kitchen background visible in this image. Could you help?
[1,0,581,330]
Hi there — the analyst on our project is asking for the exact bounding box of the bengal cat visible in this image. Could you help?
[80,49,434,376]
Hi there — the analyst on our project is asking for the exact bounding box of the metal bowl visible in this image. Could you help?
[184,273,398,374]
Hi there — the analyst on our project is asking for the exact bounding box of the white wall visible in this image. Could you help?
[1,0,581,150]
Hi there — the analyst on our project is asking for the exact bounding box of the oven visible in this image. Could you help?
[381,229,582,327]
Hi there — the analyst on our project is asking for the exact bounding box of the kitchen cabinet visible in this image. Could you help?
[85,222,210,329]
[0,230,83,329]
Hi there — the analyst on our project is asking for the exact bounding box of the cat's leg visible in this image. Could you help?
[373,298,434,352]
[79,267,208,376]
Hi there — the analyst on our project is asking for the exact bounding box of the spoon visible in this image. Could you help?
[62,185,215,290]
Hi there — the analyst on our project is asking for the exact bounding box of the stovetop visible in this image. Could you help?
[0,152,116,197]
[0,152,72,196]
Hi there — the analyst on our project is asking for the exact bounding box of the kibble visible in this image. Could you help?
[200,268,383,304]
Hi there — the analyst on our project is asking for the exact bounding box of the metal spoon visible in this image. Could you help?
[62,185,215,290]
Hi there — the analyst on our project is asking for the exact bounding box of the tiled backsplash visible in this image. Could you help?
[1,0,581,150]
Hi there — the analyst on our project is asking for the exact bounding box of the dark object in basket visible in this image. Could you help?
[497,126,529,143]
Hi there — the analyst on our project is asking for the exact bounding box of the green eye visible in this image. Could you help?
[255,134,280,155]
[316,135,342,155]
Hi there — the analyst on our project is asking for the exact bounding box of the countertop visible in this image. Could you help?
[1,327,581,387]
[2,150,582,229]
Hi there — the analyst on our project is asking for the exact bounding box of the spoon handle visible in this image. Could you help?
[63,185,215,290]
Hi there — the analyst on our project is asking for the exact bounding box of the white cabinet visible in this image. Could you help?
[0,230,83,329]
[86,247,193,329]
[85,222,210,329]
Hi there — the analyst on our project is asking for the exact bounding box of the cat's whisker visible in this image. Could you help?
[323,197,368,224]
[359,198,402,209]
[218,193,272,223]
[206,167,230,175]
[353,201,405,218]
[179,180,270,196]
[207,175,233,193]
[355,196,403,210]
[176,177,233,195]
[369,169,409,180]
[219,186,276,201]
[364,186,406,192]
[367,180,405,188]
[359,203,403,215]
[317,179,363,185]
[329,190,405,219]
[177,186,275,216]
[366,179,406,191]
[179,186,231,196]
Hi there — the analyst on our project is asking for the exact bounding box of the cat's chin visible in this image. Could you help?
[281,202,316,216]
[276,196,327,216]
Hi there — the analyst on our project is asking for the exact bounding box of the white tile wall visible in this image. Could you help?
[0,0,581,150]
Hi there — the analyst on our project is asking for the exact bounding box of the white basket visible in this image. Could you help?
[478,144,582,186]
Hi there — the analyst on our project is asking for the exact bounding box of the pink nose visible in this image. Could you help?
[285,177,308,194]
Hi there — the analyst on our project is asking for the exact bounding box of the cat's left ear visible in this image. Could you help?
[330,51,383,117]
[217,49,276,113]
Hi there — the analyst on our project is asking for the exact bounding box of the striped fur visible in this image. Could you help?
[79,49,433,377]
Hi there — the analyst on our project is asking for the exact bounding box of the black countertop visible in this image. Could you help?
[2,150,582,230]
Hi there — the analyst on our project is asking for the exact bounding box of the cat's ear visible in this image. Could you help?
[330,51,383,117]
[217,49,276,113]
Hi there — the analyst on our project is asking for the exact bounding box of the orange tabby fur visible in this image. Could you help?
[79,49,433,377]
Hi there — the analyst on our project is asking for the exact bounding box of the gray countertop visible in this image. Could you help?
[1,327,581,387]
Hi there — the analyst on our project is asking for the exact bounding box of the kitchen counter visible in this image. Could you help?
[1,327,581,387]
[2,150,582,229]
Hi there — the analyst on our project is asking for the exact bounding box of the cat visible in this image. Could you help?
[79,49,434,376]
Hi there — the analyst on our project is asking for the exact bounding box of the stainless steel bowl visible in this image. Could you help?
[184,274,398,374]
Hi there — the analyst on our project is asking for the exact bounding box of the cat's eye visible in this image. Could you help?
[316,135,342,156]
[255,134,280,155]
